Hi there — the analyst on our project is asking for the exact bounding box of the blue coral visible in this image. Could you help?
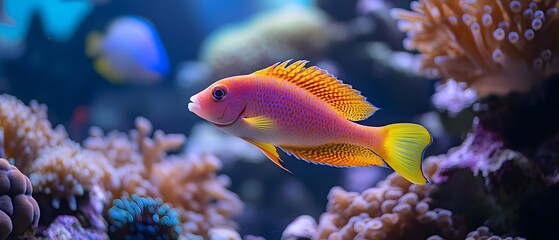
[107,194,182,240]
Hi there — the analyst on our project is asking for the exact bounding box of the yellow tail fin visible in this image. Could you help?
[377,123,432,184]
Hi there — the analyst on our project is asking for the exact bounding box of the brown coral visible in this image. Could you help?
[0,94,67,173]
[0,158,40,240]
[392,0,559,96]
[312,157,469,240]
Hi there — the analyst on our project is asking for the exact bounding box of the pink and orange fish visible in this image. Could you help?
[188,60,432,184]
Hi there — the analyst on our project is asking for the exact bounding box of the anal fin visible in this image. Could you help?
[243,138,291,173]
[279,143,385,167]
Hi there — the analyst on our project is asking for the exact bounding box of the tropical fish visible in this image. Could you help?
[86,16,169,85]
[188,60,432,184]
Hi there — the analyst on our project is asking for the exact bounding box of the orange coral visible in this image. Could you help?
[84,117,243,237]
[392,0,559,96]
[312,157,468,240]
[153,154,244,234]
[0,94,67,173]
[28,143,117,211]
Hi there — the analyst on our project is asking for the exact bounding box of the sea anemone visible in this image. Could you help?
[107,194,182,240]
[0,158,40,239]
[392,0,559,96]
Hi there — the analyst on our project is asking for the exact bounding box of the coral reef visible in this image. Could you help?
[40,215,108,240]
[152,154,244,234]
[199,5,328,78]
[431,80,477,117]
[281,215,317,240]
[29,143,117,211]
[0,94,67,173]
[107,194,182,240]
[392,0,559,96]
[0,157,40,240]
[465,226,525,240]
[84,117,244,237]
[0,95,243,238]
[309,157,470,240]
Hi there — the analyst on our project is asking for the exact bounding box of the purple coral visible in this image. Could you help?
[0,158,40,239]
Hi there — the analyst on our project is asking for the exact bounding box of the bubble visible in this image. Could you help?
[483,5,492,13]
[532,18,543,30]
[508,31,519,44]
[482,14,492,26]
[493,28,505,41]
[509,1,522,13]
[529,2,538,11]
[524,29,535,40]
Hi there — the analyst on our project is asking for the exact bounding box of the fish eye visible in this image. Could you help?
[212,85,227,101]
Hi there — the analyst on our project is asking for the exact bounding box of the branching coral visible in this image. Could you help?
[107,194,182,240]
[83,117,185,199]
[0,94,67,173]
[311,157,469,240]
[84,117,243,237]
[0,157,40,240]
[28,143,117,211]
[392,0,559,96]
[152,154,244,235]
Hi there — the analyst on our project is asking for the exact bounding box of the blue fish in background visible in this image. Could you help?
[86,16,169,85]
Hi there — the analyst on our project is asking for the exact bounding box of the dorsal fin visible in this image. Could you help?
[252,60,378,121]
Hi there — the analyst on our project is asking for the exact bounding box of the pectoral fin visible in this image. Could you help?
[243,138,291,173]
[242,116,276,131]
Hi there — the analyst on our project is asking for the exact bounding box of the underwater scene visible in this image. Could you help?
[0,0,558,239]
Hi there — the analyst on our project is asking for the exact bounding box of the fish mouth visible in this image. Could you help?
[188,95,201,113]
[213,104,246,128]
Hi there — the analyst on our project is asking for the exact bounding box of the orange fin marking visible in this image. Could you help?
[243,138,292,173]
[279,143,386,167]
[252,60,378,121]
